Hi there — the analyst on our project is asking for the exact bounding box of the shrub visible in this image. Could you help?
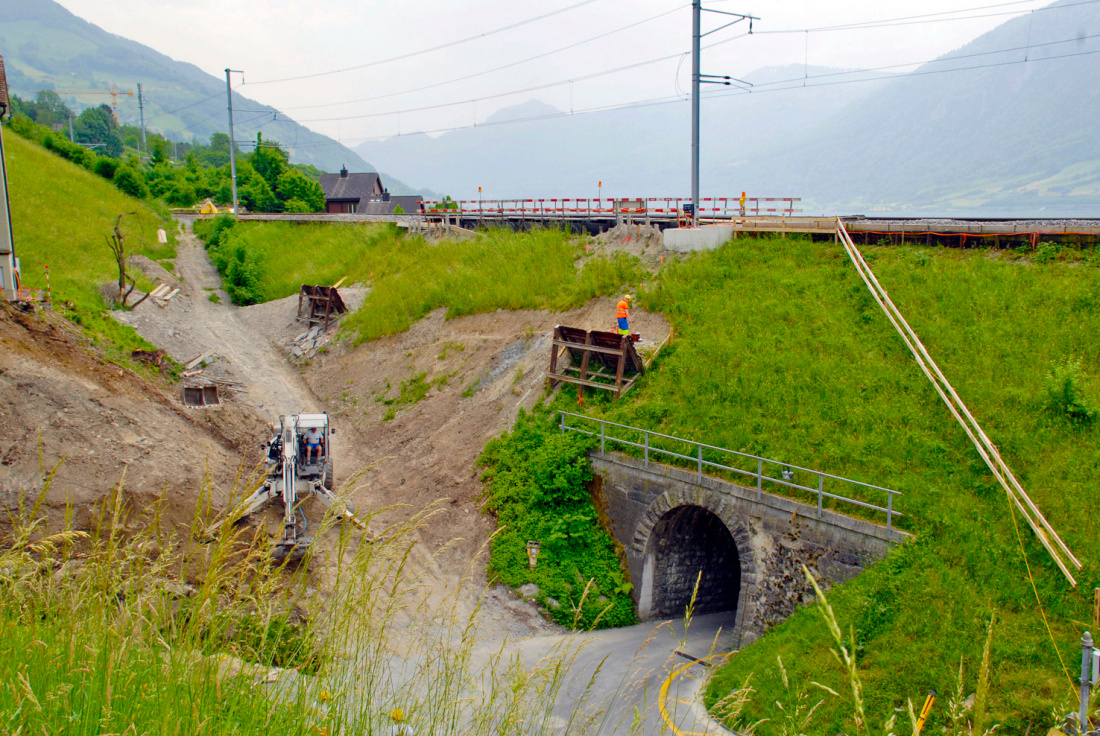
[194,214,237,249]
[1044,357,1097,424]
[94,157,119,180]
[283,197,312,213]
[479,408,636,629]
[113,166,149,199]
[275,169,325,212]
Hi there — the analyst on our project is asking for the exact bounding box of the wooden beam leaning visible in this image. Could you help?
[835,219,1080,585]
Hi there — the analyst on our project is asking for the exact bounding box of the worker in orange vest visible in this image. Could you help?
[616,294,633,336]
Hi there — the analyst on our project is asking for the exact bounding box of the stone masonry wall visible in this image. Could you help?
[589,452,908,642]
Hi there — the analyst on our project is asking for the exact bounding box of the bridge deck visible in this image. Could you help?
[222,212,1100,239]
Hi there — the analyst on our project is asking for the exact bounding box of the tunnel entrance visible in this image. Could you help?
[648,505,740,619]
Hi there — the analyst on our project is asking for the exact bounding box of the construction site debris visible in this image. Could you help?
[182,384,220,407]
[298,285,346,331]
[548,325,646,399]
[184,350,216,370]
[131,349,170,374]
[129,254,177,286]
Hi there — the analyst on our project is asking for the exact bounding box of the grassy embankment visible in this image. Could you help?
[556,235,1100,732]
[193,217,641,338]
[192,216,646,628]
[5,130,176,357]
[193,212,1100,725]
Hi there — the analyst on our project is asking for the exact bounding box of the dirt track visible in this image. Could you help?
[115,227,320,423]
[37,220,671,641]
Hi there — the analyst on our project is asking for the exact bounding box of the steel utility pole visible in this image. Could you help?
[137,83,147,157]
[225,69,243,217]
[0,56,17,301]
[691,0,701,228]
[690,3,757,228]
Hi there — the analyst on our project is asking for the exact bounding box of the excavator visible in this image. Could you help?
[211,413,364,559]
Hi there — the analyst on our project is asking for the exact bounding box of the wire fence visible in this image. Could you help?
[559,410,901,529]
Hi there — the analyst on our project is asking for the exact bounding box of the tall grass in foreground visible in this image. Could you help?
[0,456,668,735]
[193,219,646,340]
[724,566,1005,736]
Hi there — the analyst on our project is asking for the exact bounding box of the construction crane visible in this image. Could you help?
[54,84,134,123]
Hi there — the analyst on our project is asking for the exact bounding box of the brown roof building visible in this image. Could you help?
[318,167,422,215]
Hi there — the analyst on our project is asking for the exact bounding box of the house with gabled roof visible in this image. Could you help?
[318,168,382,214]
[318,167,422,215]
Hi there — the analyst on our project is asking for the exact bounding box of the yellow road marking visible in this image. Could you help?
[658,655,727,736]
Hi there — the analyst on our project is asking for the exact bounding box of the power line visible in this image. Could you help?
[755,0,1100,34]
[243,0,599,86]
[284,34,1100,148]
[292,51,687,123]
[161,91,222,116]
[737,31,1100,92]
[278,4,690,112]
[283,28,755,126]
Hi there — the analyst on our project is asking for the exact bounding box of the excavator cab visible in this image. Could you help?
[295,413,332,476]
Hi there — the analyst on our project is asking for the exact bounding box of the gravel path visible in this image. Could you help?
[114,224,319,423]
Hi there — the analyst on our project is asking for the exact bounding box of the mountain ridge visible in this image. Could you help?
[0,0,435,196]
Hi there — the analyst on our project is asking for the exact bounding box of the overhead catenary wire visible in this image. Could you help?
[231,0,1100,137]
[291,51,687,123]
[278,4,690,112]
[284,30,752,127]
[243,0,599,86]
[835,218,1081,586]
[753,0,1100,35]
[276,32,1100,147]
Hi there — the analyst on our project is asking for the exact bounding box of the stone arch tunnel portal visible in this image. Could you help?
[647,505,741,619]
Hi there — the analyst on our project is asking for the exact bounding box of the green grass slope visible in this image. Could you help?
[567,237,1100,732]
[194,218,644,341]
[5,129,174,354]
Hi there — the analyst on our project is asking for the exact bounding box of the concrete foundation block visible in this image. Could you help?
[663,225,734,253]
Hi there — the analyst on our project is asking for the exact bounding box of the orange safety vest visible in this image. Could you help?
[616,300,629,319]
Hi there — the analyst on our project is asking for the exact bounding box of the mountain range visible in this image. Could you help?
[0,0,433,195]
[357,0,1100,215]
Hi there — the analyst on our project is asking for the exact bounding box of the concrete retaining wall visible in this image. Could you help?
[663,225,734,252]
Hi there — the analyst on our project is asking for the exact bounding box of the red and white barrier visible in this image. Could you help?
[419,196,801,219]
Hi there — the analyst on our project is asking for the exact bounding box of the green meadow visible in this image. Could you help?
[5,130,175,355]
[565,236,1100,733]
[193,218,644,340]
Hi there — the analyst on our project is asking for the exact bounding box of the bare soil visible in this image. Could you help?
[305,300,671,573]
[0,302,267,531]
[10,221,670,640]
[112,229,321,423]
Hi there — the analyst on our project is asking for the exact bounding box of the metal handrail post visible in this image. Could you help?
[560,412,565,435]
[697,443,703,482]
[818,473,824,518]
[887,492,893,530]
[644,432,650,469]
[757,458,762,501]
[600,420,606,456]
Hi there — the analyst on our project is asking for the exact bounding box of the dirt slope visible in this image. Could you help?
[305,300,671,571]
[0,303,267,530]
[113,228,321,423]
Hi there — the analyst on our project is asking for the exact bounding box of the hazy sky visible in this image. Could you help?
[54,0,1059,144]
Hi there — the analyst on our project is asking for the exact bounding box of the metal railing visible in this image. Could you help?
[559,411,901,530]
[418,196,801,219]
